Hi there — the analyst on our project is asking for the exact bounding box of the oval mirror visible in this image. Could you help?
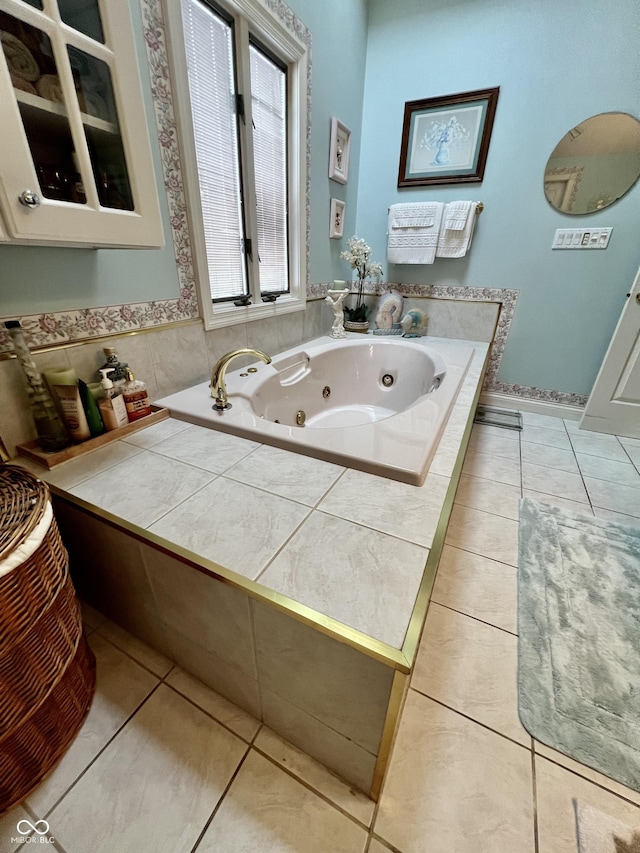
[543,112,640,214]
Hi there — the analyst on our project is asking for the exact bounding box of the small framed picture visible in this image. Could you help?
[329,198,345,239]
[398,87,499,186]
[329,117,351,184]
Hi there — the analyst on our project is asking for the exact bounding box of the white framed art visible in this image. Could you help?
[329,198,345,238]
[329,117,351,184]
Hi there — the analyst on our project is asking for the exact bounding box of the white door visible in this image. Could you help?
[581,265,640,437]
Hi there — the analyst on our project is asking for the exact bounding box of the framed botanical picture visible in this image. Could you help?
[329,117,351,184]
[329,198,345,238]
[397,87,500,187]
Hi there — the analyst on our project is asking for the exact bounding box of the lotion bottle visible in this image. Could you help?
[122,368,152,421]
[98,368,129,431]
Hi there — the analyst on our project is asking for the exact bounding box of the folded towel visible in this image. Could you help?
[0,31,40,82]
[574,800,640,853]
[36,74,64,104]
[388,202,444,264]
[10,73,37,95]
[436,201,477,258]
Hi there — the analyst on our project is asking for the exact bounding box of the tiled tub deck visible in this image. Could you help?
[21,336,489,799]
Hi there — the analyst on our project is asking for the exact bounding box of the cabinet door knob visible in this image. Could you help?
[19,190,41,208]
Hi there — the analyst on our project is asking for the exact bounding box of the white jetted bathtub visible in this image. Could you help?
[156,335,474,484]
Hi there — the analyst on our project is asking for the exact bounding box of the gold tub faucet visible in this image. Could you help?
[210,348,272,410]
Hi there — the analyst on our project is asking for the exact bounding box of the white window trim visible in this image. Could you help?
[162,0,309,329]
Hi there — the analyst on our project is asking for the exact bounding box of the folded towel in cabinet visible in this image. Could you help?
[0,31,40,82]
[387,202,444,264]
[436,201,477,258]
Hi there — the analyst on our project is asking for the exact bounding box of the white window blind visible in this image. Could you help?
[181,0,247,301]
[250,43,288,294]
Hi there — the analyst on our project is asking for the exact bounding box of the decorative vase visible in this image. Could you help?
[343,319,369,334]
[4,321,70,452]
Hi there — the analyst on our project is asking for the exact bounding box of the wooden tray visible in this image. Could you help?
[16,406,169,469]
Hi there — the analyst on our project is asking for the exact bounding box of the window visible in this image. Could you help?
[166,0,308,328]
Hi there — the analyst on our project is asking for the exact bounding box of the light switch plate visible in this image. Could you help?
[552,227,612,249]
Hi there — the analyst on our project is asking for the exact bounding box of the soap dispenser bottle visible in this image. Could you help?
[122,369,152,421]
[100,347,128,387]
[97,368,129,431]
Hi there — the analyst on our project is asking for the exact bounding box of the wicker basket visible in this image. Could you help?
[0,465,96,815]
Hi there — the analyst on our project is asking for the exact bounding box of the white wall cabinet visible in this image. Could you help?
[0,0,163,248]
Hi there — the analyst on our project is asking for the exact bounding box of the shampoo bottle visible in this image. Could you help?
[44,367,91,442]
[122,369,152,422]
[97,368,129,431]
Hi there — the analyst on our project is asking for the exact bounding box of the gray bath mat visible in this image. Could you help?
[518,498,640,791]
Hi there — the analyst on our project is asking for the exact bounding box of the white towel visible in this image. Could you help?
[574,800,640,853]
[387,202,444,265]
[436,201,477,258]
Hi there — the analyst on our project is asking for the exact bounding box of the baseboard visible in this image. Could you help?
[479,391,584,422]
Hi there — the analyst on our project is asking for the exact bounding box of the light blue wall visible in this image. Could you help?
[356,0,640,396]
[285,0,369,284]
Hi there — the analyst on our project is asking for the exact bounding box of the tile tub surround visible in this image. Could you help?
[21,336,489,797]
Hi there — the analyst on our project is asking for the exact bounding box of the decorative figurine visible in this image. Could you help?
[325,288,348,338]
[400,309,428,337]
[374,290,404,333]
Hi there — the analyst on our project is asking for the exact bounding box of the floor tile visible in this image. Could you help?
[259,511,428,647]
[584,477,640,518]
[432,544,517,633]
[562,418,583,433]
[225,444,344,505]
[521,462,589,504]
[454,472,521,520]
[520,424,572,450]
[521,441,579,473]
[196,750,368,853]
[467,428,520,459]
[148,477,310,580]
[148,424,259,474]
[412,603,528,745]
[619,435,640,448]
[535,755,640,853]
[523,489,594,515]
[27,633,159,816]
[70,450,215,528]
[318,468,449,548]
[48,685,247,853]
[576,452,640,487]
[0,805,32,853]
[96,616,173,677]
[534,741,640,807]
[461,449,521,487]
[570,433,630,461]
[368,840,393,853]
[254,727,375,826]
[374,691,534,853]
[80,600,106,630]
[444,503,519,566]
[624,442,640,467]
[166,668,261,742]
[520,411,567,432]
[593,507,640,528]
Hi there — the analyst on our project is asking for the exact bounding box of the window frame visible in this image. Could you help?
[163,0,308,329]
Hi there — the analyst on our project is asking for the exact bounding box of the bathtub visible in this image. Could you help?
[156,334,473,485]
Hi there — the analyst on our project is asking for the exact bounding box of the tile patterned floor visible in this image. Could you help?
[2,412,640,852]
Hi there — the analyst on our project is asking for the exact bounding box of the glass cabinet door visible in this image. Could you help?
[0,0,162,247]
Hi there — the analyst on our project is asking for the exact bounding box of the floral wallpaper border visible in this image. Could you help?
[309,281,586,407]
[0,0,312,355]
